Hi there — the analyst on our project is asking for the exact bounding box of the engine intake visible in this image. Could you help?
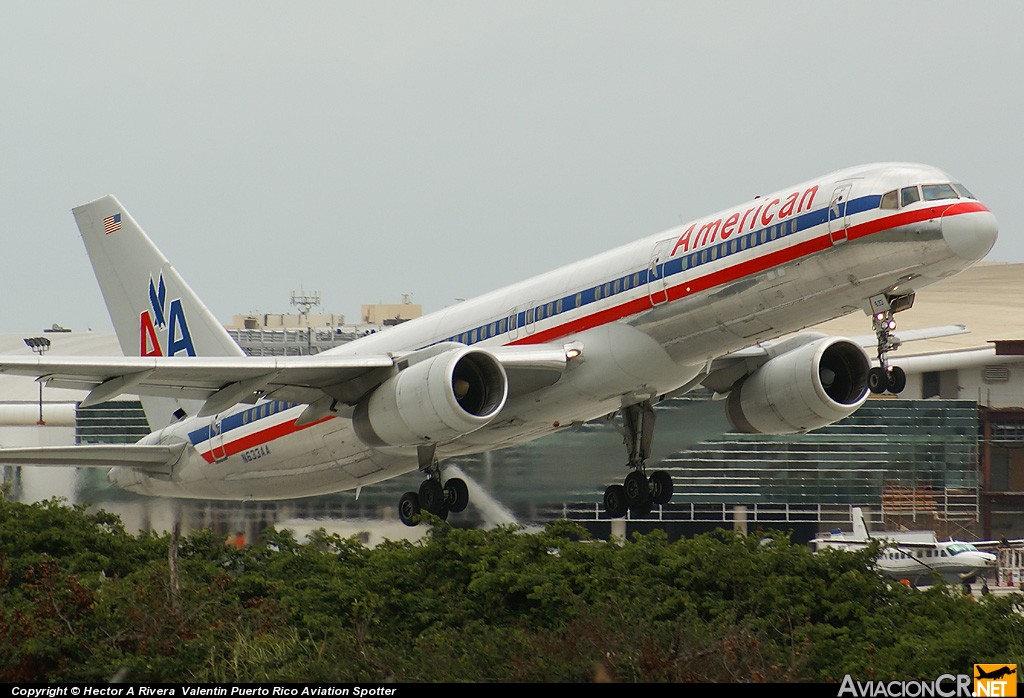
[726,337,870,435]
[353,347,508,448]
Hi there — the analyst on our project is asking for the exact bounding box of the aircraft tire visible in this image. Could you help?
[868,367,889,394]
[623,470,650,508]
[888,366,907,394]
[629,497,653,518]
[444,478,470,513]
[419,479,447,515]
[398,491,421,527]
[649,470,673,505]
[604,484,628,518]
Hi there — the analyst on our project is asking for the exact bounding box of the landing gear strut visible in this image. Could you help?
[398,445,470,526]
[603,400,673,519]
[867,293,910,395]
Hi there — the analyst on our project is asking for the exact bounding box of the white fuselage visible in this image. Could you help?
[815,535,999,585]
[116,162,998,499]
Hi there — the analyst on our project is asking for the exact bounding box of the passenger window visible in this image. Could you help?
[880,190,898,209]
[575,292,582,307]
[952,183,975,199]
[900,186,921,207]
[922,183,958,201]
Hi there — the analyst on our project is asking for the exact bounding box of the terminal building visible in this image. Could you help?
[2,268,1024,572]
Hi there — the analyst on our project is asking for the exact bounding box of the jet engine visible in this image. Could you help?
[353,347,508,448]
[725,337,870,435]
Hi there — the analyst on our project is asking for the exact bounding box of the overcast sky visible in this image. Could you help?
[2,2,1022,334]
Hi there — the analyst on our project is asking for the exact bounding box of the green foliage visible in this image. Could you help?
[1,497,1022,682]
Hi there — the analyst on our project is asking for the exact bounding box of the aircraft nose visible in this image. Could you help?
[942,203,998,261]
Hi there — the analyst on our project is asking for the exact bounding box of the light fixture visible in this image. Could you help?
[23,336,51,425]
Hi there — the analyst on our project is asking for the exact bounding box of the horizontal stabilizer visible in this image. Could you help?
[0,443,186,472]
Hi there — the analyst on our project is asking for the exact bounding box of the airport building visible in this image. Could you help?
[2,264,1024,568]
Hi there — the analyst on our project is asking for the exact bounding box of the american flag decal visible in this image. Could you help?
[103,213,122,234]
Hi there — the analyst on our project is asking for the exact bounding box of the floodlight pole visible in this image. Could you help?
[23,337,51,425]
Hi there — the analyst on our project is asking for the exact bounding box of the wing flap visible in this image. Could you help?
[0,343,574,414]
[0,443,187,473]
[0,355,396,407]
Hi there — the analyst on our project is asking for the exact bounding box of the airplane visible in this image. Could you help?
[0,163,999,526]
[811,508,999,587]
[976,666,1016,681]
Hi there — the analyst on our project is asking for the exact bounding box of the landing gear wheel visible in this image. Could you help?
[418,479,447,516]
[444,478,469,513]
[630,497,653,518]
[649,470,674,505]
[398,491,421,527]
[604,484,628,518]
[623,470,650,508]
[868,367,889,394]
[887,366,906,394]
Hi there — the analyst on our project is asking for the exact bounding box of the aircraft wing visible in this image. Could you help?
[699,325,970,393]
[720,324,969,361]
[0,343,571,417]
[0,443,186,473]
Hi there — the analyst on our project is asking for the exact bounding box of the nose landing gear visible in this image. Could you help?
[868,293,911,395]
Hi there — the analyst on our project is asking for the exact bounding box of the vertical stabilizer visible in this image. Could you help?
[852,507,870,540]
[73,196,245,428]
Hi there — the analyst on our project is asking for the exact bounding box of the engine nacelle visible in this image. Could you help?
[726,337,870,435]
[353,347,508,448]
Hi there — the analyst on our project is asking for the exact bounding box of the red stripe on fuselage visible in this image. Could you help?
[200,415,335,463]
[510,202,988,346]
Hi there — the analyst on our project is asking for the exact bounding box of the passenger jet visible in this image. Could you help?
[0,163,998,525]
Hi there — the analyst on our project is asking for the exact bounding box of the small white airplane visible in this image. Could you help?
[811,508,999,587]
[0,163,998,525]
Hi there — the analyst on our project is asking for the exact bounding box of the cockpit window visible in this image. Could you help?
[880,190,898,209]
[900,186,921,207]
[922,183,959,201]
[952,183,976,199]
[946,543,979,555]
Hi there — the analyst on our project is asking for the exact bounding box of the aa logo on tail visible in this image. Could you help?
[140,274,196,357]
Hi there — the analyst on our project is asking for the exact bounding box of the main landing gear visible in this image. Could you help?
[398,445,470,526]
[603,400,674,519]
